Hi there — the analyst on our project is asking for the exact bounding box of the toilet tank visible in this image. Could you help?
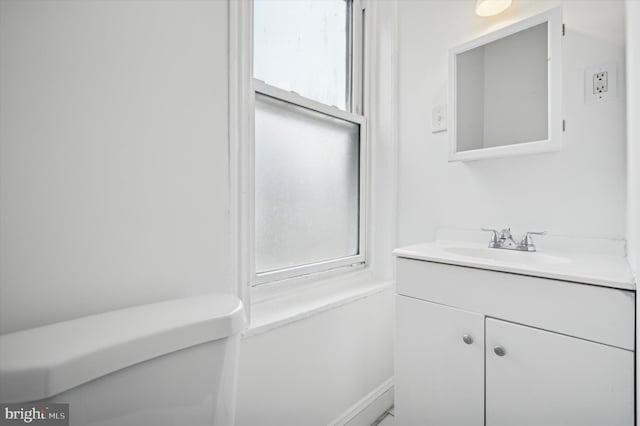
[0,294,245,426]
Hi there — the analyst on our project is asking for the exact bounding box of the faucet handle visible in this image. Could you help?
[481,228,500,248]
[520,231,547,250]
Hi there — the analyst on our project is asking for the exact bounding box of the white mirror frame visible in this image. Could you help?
[448,7,563,162]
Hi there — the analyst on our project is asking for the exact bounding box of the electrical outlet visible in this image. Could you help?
[585,63,616,103]
[593,71,608,95]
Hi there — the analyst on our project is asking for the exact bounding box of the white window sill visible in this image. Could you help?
[243,270,393,339]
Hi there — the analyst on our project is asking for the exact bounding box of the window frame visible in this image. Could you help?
[251,0,368,287]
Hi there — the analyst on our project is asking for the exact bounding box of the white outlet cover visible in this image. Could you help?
[432,104,447,133]
[585,63,617,103]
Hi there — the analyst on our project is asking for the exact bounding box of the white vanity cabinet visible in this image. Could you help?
[396,296,484,426]
[485,318,634,426]
[394,256,635,426]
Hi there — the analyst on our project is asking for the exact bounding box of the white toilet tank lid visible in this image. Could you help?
[0,293,245,403]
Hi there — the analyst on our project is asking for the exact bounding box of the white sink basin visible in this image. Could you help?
[444,246,570,265]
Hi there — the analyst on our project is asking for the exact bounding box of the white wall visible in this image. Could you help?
[627,0,640,277]
[236,289,394,426]
[369,0,398,283]
[0,0,231,334]
[625,0,640,422]
[398,0,627,244]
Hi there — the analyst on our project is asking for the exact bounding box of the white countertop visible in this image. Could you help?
[393,239,635,291]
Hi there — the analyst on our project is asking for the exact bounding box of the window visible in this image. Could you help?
[253,0,366,284]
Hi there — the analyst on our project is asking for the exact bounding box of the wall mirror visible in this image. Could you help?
[449,8,563,162]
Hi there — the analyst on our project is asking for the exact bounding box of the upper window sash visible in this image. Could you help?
[253,0,358,112]
[350,0,365,115]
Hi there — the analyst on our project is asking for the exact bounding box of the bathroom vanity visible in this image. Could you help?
[393,238,635,426]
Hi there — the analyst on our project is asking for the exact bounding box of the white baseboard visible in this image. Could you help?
[328,378,394,426]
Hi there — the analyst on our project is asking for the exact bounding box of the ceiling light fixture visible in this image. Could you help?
[475,0,513,17]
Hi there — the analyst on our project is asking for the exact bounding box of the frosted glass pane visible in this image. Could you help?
[254,0,349,110]
[255,94,360,273]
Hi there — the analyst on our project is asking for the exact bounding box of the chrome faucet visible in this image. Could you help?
[481,228,546,252]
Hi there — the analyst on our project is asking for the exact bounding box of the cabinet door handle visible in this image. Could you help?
[493,345,506,356]
[462,334,473,344]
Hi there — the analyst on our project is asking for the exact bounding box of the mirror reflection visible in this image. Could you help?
[456,22,548,152]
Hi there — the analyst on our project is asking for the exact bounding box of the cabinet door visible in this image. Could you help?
[395,296,484,426]
[486,318,634,426]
